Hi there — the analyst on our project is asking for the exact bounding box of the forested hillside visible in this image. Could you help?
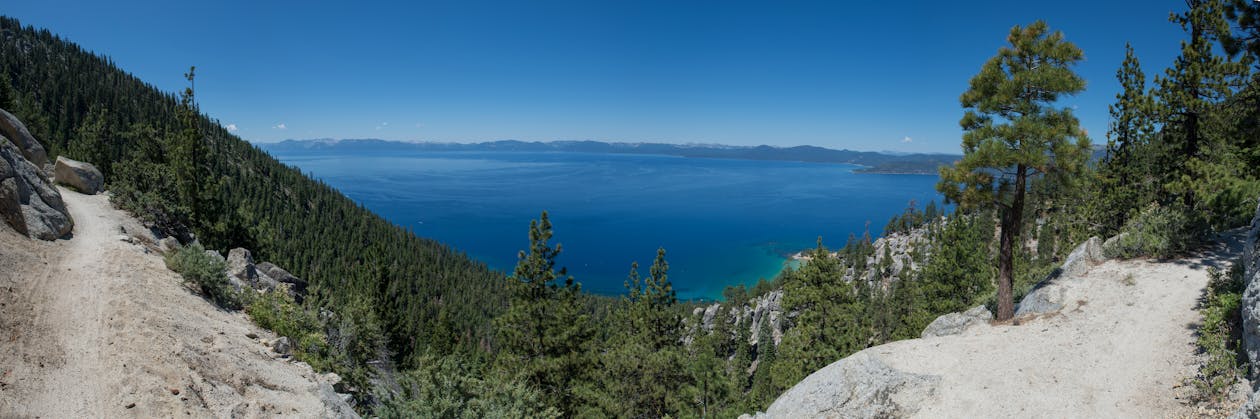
[0,16,508,381]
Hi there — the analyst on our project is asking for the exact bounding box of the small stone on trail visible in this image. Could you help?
[246,332,258,339]
[125,402,136,409]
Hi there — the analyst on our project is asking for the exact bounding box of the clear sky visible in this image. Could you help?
[7,1,1187,153]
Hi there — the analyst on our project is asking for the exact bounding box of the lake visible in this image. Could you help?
[270,150,943,300]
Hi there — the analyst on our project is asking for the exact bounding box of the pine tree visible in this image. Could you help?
[644,247,679,350]
[749,315,779,404]
[0,71,14,110]
[915,213,995,320]
[1097,44,1159,234]
[493,211,594,416]
[771,238,861,394]
[173,66,201,221]
[1224,0,1260,66]
[924,200,940,222]
[938,21,1091,321]
[598,248,686,417]
[1156,0,1251,211]
[69,105,113,173]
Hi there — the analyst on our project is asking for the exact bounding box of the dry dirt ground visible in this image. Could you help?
[0,188,353,418]
[870,233,1246,418]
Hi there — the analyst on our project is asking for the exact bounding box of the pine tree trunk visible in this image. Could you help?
[1183,12,1202,209]
[996,166,1027,321]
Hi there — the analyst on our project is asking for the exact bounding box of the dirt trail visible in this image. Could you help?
[871,234,1244,418]
[0,188,354,417]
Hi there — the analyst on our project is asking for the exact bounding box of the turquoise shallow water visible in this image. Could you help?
[271,150,942,300]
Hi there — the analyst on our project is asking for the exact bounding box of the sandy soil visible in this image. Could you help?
[0,188,352,418]
[868,234,1245,418]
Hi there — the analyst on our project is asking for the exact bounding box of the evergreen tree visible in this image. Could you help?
[1156,0,1251,211]
[937,21,1091,321]
[593,249,687,418]
[0,71,14,110]
[1224,0,1260,66]
[644,248,679,349]
[914,213,995,323]
[173,66,201,222]
[1096,44,1159,234]
[749,315,779,404]
[771,239,860,395]
[924,200,940,222]
[732,316,753,387]
[69,105,114,173]
[493,211,594,416]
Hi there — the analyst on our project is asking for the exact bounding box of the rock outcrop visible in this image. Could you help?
[1015,237,1104,317]
[53,156,104,194]
[921,305,992,338]
[1101,232,1130,258]
[0,108,48,168]
[754,351,940,418]
[0,132,72,240]
[791,223,937,287]
[689,290,785,348]
[257,261,309,302]
[1240,202,1260,376]
[1235,201,1260,418]
[227,248,278,292]
[220,247,309,301]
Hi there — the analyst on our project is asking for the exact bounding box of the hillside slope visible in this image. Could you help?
[0,15,508,368]
[0,188,355,417]
[756,233,1245,418]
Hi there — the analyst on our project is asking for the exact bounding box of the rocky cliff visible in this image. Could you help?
[1232,201,1260,418]
[790,223,936,288]
[685,223,938,378]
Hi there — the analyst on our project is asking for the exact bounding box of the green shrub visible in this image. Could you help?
[379,354,559,419]
[1102,203,1208,259]
[247,289,322,345]
[246,289,333,365]
[164,243,242,310]
[1195,259,1246,401]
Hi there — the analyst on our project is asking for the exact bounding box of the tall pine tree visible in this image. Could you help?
[493,211,594,416]
[1156,0,1251,214]
[1097,43,1159,233]
[770,237,868,399]
[938,21,1091,321]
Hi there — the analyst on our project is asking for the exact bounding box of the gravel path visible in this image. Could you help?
[0,188,353,417]
[876,234,1243,418]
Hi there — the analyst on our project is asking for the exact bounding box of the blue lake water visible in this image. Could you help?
[271,151,942,300]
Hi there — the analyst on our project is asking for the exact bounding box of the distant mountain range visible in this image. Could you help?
[261,139,961,174]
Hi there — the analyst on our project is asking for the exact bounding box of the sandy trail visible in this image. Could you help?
[868,234,1243,418]
[0,188,353,417]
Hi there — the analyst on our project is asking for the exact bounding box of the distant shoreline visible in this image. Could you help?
[263,138,957,176]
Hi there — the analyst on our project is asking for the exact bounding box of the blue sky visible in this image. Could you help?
[8,1,1187,153]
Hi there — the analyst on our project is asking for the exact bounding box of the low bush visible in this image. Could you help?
[164,243,241,310]
[378,354,559,419]
[248,290,383,405]
[1102,203,1208,259]
[1195,259,1246,401]
[247,290,323,347]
